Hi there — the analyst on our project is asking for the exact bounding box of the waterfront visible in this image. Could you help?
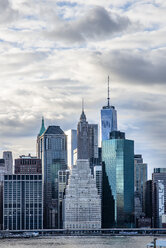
[0,236,163,248]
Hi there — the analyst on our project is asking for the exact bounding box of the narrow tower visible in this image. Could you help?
[100,76,117,142]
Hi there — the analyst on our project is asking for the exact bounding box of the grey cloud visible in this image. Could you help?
[0,0,18,24]
[45,6,130,43]
[94,49,166,85]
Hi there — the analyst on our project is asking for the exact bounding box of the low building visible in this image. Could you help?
[3,174,43,230]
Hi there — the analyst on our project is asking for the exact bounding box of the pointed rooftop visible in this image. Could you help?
[39,117,46,136]
[80,98,86,121]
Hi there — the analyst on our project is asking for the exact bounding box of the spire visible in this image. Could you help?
[107,75,110,107]
[80,98,86,121]
[39,116,46,136]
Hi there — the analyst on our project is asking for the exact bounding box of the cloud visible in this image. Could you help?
[45,6,130,43]
[0,0,18,24]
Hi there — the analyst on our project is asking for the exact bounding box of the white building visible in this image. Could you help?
[63,159,101,229]
[65,129,77,169]
[3,151,13,174]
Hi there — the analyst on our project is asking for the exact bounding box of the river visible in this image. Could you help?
[0,236,162,248]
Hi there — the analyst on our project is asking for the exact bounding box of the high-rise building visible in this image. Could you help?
[134,154,147,213]
[94,165,102,199]
[63,159,101,229]
[37,125,67,228]
[0,159,6,229]
[102,130,134,227]
[58,169,70,228]
[77,108,98,165]
[3,174,43,230]
[15,155,42,174]
[152,168,166,227]
[65,129,77,169]
[3,151,13,174]
[100,76,117,143]
[144,180,152,220]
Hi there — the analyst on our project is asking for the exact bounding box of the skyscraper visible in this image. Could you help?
[134,154,147,212]
[102,130,134,227]
[65,129,77,169]
[63,159,101,229]
[37,125,67,228]
[77,107,98,162]
[100,76,117,143]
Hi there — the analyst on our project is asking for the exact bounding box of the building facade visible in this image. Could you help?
[15,155,42,174]
[102,131,134,227]
[134,154,147,212]
[37,125,67,228]
[152,168,166,227]
[3,151,13,174]
[65,129,77,169]
[3,174,43,230]
[63,159,101,229]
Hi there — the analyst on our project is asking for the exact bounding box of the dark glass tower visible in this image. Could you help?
[37,125,67,228]
[102,131,134,227]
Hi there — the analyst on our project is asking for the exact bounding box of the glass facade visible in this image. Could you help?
[102,131,134,227]
[3,174,43,230]
[37,125,67,228]
[100,106,117,142]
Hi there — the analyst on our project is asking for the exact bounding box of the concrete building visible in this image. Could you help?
[65,129,77,170]
[63,159,101,229]
[3,174,43,230]
[77,109,98,161]
[100,76,117,143]
[3,151,13,174]
[15,155,42,174]
[102,131,134,227]
[37,124,67,228]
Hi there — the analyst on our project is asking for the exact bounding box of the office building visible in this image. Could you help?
[3,151,13,174]
[102,162,115,228]
[102,130,134,227]
[63,159,101,229]
[77,108,98,161]
[134,154,147,212]
[58,169,70,228]
[37,125,67,228]
[65,129,77,169]
[94,165,102,199]
[3,174,43,230]
[100,76,117,143]
[0,159,6,229]
[15,155,42,174]
[152,168,166,227]
[144,180,152,220]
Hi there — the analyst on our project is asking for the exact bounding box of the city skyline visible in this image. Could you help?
[0,0,166,179]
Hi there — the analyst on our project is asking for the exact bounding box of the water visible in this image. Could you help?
[0,236,161,248]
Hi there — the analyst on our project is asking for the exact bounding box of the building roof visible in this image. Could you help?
[44,126,64,135]
[39,117,46,136]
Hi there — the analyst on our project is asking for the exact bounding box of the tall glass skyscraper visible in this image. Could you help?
[100,77,117,142]
[37,125,67,228]
[102,131,134,227]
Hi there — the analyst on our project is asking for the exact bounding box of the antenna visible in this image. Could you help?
[107,75,110,107]
[82,98,84,112]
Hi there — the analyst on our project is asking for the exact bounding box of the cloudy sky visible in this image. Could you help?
[0,0,166,178]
